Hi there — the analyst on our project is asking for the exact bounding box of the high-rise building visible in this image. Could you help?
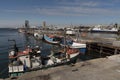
[24,20,30,32]
[25,20,29,29]
[43,21,46,28]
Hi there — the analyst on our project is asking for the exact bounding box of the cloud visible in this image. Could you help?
[2,0,120,17]
[3,6,120,17]
[4,9,26,13]
[81,1,99,7]
[54,0,102,7]
[33,5,120,16]
[56,0,118,8]
[4,9,32,13]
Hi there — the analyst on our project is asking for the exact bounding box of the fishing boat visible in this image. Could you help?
[60,37,86,49]
[60,41,86,54]
[9,48,30,77]
[34,32,43,40]
[42,47,80,66]
[43,34,62,44]
[9,49,41,77]
[70,42,86,54]
[18,28,26,33]
[70,42,86,48]
[66,27,76,36]
[8,41,41,78]
[72,29,86,54]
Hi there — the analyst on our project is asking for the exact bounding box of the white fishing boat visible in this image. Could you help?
[9,47,41,77]
[34,32,43,40]
[70,29,86,54]
[70,42,86,48]
[66,28,76,35]
[70,42,86,54]
[9,43,41,78]
[18,28,26,33]
[44,48,80,66]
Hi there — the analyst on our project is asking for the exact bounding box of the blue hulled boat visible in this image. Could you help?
[43,34,62,44]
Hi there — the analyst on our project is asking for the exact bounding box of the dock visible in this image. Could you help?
[86,41,120,58]
[5,54,120,80]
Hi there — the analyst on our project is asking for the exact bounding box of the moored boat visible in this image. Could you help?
[70,42,86,54]
[66,28,76,36]
[60,39,86,54]
[70,42,86,48]
[9,44,41,78]
[34,32,43,40]
[43,47,80,66]
[43,34,62,44]
[18,28,26,33]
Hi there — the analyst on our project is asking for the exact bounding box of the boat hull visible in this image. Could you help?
[45,52,80,66]
[91,30,118,33]
[43,34,60,44]
[70,42,86,54]
[70,42,86,48]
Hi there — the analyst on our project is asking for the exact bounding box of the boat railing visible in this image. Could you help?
[9,65,24,73]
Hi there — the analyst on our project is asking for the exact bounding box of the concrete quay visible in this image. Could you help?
[5,54,120,80]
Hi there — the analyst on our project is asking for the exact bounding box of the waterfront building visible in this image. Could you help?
[43,21,46,29]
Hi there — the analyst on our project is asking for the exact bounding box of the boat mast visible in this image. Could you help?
[64,28,67,52]
[76,29,80,42]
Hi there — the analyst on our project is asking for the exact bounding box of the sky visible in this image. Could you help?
[0,0,120,28]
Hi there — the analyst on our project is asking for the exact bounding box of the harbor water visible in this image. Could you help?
[0,28,58,78]
[0,28,118,78]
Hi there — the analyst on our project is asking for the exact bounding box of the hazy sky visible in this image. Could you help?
[0,0,120,27]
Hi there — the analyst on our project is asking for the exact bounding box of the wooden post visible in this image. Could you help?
[86,43,91,55]
[100,46,103,57]
[114,48,118,55]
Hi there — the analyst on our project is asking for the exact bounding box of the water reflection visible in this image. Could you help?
[23,34,61,57]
